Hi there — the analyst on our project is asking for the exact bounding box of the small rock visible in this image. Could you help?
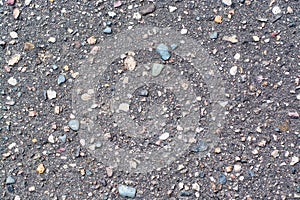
[133,12,142,20]
[214,15,223,24]
[230,66,238,76]
[48,37,56,43]
[13,8,20,19]
[8,77,17,86]
[290,156,299,166]
[24,42,35,51]
[222,35,238,43]
[233,164,242,172]
[103,27,112,34]
[108,11,116,18]
[180,28,188,35]
[225,166,233,173]
[152,63,164,76]
[124,56,136,71]
[159,132,169,140]
[48,134,55,143]
[139,4,156,15]
[287,6,293,14]
[106,167,113,177]
[7,0,15,6]
[192,183,200,191]
[114,1,122,8]
[28,186,35,192]
[169,6,177,13]
[25,0,32,6]
[57,74,66,85]
[8,54,21,66]
[272,6,281,15]
[37,164,45,174]
[156,44,170,61]
[288,111,299,119]
[234,53,241,60]
[87,36,97,45]
[52,65,58,70]
[58,135,67,143]
[118,185,136,198]
[68,119,80,131]
[219,174,227,184]
[215,147,221,154]
[6,176,16,184]
[209,32,218,39]
[271,150,279,158]
[46,90,57,99]
[222,0,232,6]
[252,36,260,42]
[119,103,130,112]
[139,89,148,97]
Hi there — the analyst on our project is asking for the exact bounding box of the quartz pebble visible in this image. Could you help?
[8,77,18,86]
[118,185,136,198]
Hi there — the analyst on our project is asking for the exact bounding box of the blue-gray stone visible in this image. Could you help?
[156,43,170,61]
[58,74,66,85]
[152,63,164,77]
[6,176,15,184]
[103,27,112,34]
[248,170,255,177]
[192,140,209,152]
[118,185,136,198]
[219,174,227,185]
[68,119,80,131]
[58,134,67,143]
[52,65,58,70]
[199,171,205,178]
[209,31,218,39]
[139,89,148,97]
[171,44,178,50]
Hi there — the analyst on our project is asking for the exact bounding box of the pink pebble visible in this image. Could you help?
[7,0,15,6]
[114,1,122,8]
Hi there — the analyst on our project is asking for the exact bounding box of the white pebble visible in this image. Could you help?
[10,31,18,39]
[230,66,238,76]
[47,90,57,100]
[48,37,56,43]
[159,132,169,140]
[272,6,281,15]
[180,28,188,35]
[169,6,177,13]
[8,77,18,86]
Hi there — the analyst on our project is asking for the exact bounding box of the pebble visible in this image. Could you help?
[191,140,209,152]
[7,0,15,5]
[46,90,57,100]
[159,132,169,140]
[169,6,177,13]
[58,74,66,85]
[52,65,58,70]
[192,183,200,191]
[8,54,21,66]
[222,35,238,43]
[118,185,136,198]
[103,27,112,34]
[9,31,18,39]
[25,0,32,6]
[219,174,227,184]
[170,44,177,50]
[7,185,14,193]
[133,12,142,20]
[108,11,116,18]
[58,134,67,143]
[252,36,260,42]
[124,56,136,71]
[156,44,170,61]
[209,31,218,39]
[48,134,55,143]
[230,66,238,76]
[139,89,148,97]
[214,147,221,154]
[214,15,223,24]
[180,28,188,35]
[6,176,16,184]
[113,1,122,8]
[28,186,35,192]
[37,164,45,174]
[13,8,20,19]
[24,42,35,51]
[48,37,56,43]
[234,164,242,172]
[272,6,281,15]
[8,77,17,86]
[139,4,156,15]
[296,94,300,100]
[87,36,97,45]
[152,63,164,77]
[287,6,293,14]
[271,150,279,158]
[234,53,241,60]
[119,103,130,112]
[290,156,299,166]
[222,0,232,6]
[288,111,299,119]
[68,119,80,131]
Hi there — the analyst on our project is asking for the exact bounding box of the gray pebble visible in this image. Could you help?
[139,4,156,15]
[58,74,66,85]
[152,63,164,77]
[52,65,58,70]
[156,44,170,61]
[6,176,15,184]
[139,89,149,97]
[209,31,218,39]
[103,27,112,34]
[219,174,227,184]
[58,134,67,143]
[118,185,136,198]
[68,119,80,131]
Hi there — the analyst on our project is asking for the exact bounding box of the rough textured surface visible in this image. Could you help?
[0,0,299,199]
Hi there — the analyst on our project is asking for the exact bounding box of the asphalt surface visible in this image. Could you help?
[0,0,299,199]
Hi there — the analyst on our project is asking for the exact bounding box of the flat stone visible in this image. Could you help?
[118,185,136,198]
[222,35,238,43]
[139,4,156,15]
[159,132,169,140]
[68,119,80,131]
[8,54,21,66]
[156,44,170,61]
[152,63,164,77]
[119,103,129,112]
[124,56,136,71]
[209,31,218,39]
[58,135,67,143]
[103,27,112,34]
[6,176,16,184]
